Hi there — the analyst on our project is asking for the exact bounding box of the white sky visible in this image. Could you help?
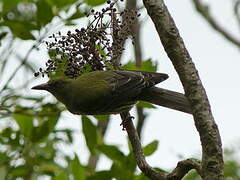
[3,0,239,172]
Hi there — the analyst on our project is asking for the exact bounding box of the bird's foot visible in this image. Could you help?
[120,116,134,130]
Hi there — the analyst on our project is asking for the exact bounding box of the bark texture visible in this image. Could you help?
[142,0,224,179]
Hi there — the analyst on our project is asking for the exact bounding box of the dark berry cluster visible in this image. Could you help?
[34,0,140,79]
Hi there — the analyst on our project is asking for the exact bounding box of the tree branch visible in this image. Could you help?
[192,0,240,48]
[234,0,240,32]
[136,107,146,138]
[121,112,201,180]
[167,158,202,179]
[142,0,224,179]
[120,112,166,180]
[0,32,47,92]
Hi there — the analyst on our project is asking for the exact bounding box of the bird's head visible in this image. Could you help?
[32,79,66,91]
[31,78,71,101]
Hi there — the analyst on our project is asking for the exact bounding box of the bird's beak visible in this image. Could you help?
[31,83,49,90]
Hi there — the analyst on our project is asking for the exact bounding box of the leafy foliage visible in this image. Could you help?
[143,140,159,156]
[82,116,100,154]
[123,59,158,72]
[0,98,71,179]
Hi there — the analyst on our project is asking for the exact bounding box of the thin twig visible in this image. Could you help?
[0,37,15,81]
[120,111,166,180]
[167,158,202,179]
[234,0,240,32]
[0,34,46,92]
[192,0,240,48]
[136,107,146,138]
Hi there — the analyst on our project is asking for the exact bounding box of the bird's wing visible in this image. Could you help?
[105,70,168,94]
[100,70,168,113]
[105,71,147,96]
[98,71,145,113]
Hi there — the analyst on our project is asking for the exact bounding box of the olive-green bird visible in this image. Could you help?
[32,70,191,115]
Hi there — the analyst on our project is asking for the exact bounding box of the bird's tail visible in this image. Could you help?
[139,87,192,114]
[139,71,169,86]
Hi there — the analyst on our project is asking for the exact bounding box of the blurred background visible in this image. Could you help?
[0,0,240,179]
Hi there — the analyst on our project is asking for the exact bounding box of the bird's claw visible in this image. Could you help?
[120,116,134,130]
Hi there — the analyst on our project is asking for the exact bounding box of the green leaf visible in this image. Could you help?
[224,160,240,178]
[64,21,77,26]
[111,163,133,180]
[31,103,60,142]
[36,0,54,27]
[82,116,97,153]
[141,59,158,72]
[93,115,109,121]
[70,154,86,180]
[123,59,157,72]
[0,166,7,180]
[137,101,156,109]
[0,32,8,40]
[85,0,106,6]
[0,152,9,164]
[122,152,136,173]
[67,9,85,20]
[46,0,78,8]
[13,114,33,137]
[183,170,199,180]
[87,170,112,180]
[134,173,150,180]
[10,165,29,177]
[53,171,68,180]
[97,144,125,162]
[142,140,159,156]
[2,0,21,14]
[38,163,62,174]
[0,21,36,40]
[47,50,68,79]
